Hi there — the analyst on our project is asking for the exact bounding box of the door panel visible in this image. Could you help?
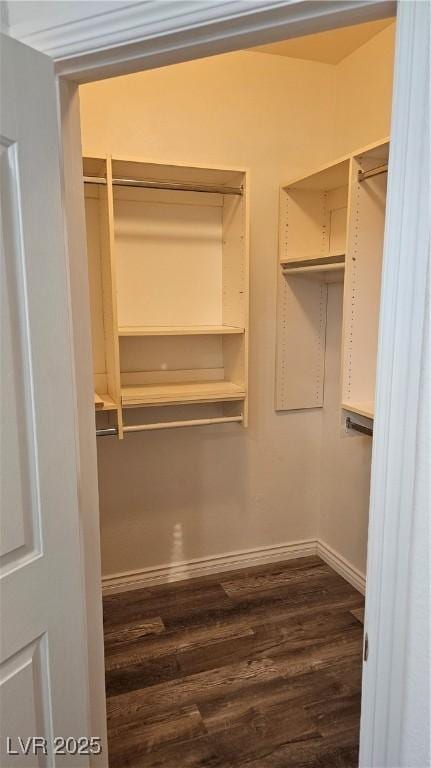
[1,33,92,767]
[0,638,51,767]
[1,137,41,569]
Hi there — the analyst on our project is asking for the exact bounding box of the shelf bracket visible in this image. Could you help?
[346,416,373,437]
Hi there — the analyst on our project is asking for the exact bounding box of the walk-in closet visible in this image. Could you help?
[78,15,395,766]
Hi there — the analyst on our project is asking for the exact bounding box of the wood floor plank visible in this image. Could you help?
[305,690,362,738]
[104,582,232,628]
[160,579,362,634]
[104,617,165,651]
[105,623,255,670]
[205,703,320,766]
[111,733,234,768]
[236,729,359,768]
[103,556,365,767]
[215,556,323,586]
[106,653,182,697]
[221,561,332,598]
[107,657,286,725]
[200,659,362,733]
[177,609,360,678]
[107,704,206,766]
[106,625,362,724]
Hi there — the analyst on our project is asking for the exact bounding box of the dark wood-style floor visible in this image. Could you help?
[103,556,365,768]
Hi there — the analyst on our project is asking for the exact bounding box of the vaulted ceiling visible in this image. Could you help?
[251,18,394,65]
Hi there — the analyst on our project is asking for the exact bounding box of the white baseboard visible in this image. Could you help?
[102,538,317,594]
[317,540,366,595]
[102,538,366,596]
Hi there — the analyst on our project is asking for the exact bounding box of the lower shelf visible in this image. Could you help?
[342,400,374,420]
[118,325,244,336]
[121,380,246,407]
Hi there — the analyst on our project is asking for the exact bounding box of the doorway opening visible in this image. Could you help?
[73,13,396,767]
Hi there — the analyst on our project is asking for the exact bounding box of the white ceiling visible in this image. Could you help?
[251,18,394,65]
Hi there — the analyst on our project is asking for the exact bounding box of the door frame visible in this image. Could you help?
[7,1,428,765]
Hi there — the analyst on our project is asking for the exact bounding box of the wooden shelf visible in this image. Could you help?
[281,254,345,279]
[118,325,244,337]
[94,392,118,411]
[342,401,374,420]
[121,380,246,407]
[281,256,345,285]
[283,158,350,192]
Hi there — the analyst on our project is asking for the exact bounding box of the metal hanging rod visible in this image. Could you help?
[358,163,388,183]
[84,176,107,185]
[96,426,118,437]
[84,176,243,196]
[96,415,243,436]
[346,417,373,437]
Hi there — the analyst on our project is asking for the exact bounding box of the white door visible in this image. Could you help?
[1,34,93,767]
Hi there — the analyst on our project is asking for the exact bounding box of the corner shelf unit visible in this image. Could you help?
[341,141,389,423]
[275,139,389,421]
[276,157,350,411]
[83,155,249,438]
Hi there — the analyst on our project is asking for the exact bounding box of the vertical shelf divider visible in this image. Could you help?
[100,155,123,438]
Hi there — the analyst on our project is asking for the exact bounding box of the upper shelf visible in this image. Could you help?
[111,157,245,195]
[283,159,350,192]
[281,254,345,283]
[118,325,244,337]
[281,138,389,192]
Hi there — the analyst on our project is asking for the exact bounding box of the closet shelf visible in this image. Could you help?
[281,253,345,281]
[94,392,118,411]
[118,325,244,337]
[121,380,246,407]
[342,401,374,420]
[280,253,346,273]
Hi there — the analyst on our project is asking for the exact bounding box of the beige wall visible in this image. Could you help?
[333,23,395,156]
[80,29,394,579]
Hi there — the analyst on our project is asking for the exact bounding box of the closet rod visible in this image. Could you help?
[96,426,118,437]
[84,176,107,185]
[83,175,243,196]
[346,417,373,437]
[358,163,388,183]
[96,415,243,436]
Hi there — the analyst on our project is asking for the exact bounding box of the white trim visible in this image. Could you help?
[6,2,294,57]
[317,541,366,595]
[4,0,395,81]
[102,539,317,594]
[57,78,108,762]
[101,539,367,595]
[359,3,430,766]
